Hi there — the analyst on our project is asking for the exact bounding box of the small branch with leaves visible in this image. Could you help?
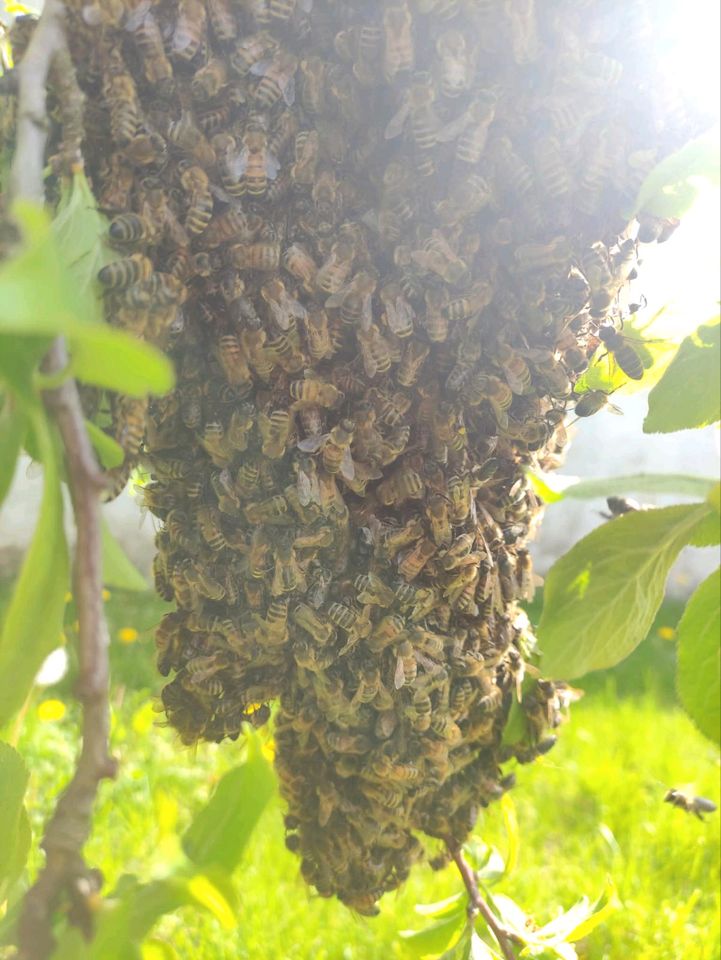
[8,3,116,958]
[448,843,519,960]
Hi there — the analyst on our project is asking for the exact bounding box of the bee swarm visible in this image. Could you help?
[6,0,706,915]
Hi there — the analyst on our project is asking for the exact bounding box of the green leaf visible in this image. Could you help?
[415,893,466,919]
[565,878,620,943]
[182,732,275,872]
[500,794,519,878]
[85,420,124,469]
[644,317,720,433]
[70,326,175,397]
[440,925,472,960]
[538,503,712,679]
[709,482,721,516]
[528,469,716,505]
[629,129,721,219]
[400,914,467,958]
[0,412,69,725]
[688,506,721,547]
[0,396,26,507]
[676,567,721,745]
[101,519,149,592]
[52,171,116,293]
[0,742,30,899]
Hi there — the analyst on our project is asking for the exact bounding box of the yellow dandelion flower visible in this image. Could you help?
[657,626,676,641]
[102,589,112,602]
[118,627,139,644]
[37,699,66,722]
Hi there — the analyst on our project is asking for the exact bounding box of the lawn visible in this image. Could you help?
[4,586,720,960]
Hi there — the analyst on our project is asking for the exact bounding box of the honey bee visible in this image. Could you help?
[192,57,229,101]
[443,279,494,324]
[425,495,452,547]
[216,333,251,388]
[495,342,533,395]
[235,117,281,196]
[597,325,645,381]
[259,278,304,332]
[284,244,318,296]
[354,573,396,608]
[299,418,355,480]
[385,72,439,172]
[316,239,356,296]
[377,466,424,507]
[98,253,153,290]
[395,340,428,389]
[290,378,343,410]
[244,493,290,525]
[664,789,717,820]
[206,0,238,43]
[108,213,155,246]
[382,0,414,82]
[326,271,377,330]
[258,409,293,459]
[125,6,174,92]
[251,49,299,109]
[441,93,497,165]
[447,473,472,523]
[271,533,304,596]
[230,30,278,75]
[435,29,476,97]
[573,389,622,419]
[167,111,216,169]
[201,206,261,249]
[393,639,417,688]
[398,537,437,581]
[178,163,213,235]
[171,0,207,61]
[290,129,320,186]
[229,240,281,272]
[292,603,335,645]
[514,236,573,273]
[357,324,393,379]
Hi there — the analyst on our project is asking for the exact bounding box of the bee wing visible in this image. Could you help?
[298,0,314,12]
[282,76,296,107]
[490,401,509,430]
[266,151,281,180]
[385,297,414,336]
[249,59,273,78]
[123,0,153,32]
[298,434,327,453]
[339,447,355,481]
[324,281,351,309]
[384,98,411,140]
[233,146,250,177]
[359,292,373,332]
[394,655,406,690]
[358,335,378,379]
[503,370,528,395]
[607,403,624,415]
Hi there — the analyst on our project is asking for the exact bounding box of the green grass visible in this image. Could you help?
[4,586,720,960]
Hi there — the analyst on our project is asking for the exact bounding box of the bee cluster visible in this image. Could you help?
[6,0,705,914]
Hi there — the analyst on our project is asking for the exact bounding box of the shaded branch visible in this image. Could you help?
[448,843,519,960]
[9,4,116,958]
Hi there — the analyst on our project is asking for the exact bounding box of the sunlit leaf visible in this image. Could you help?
[415,892,465,919]
[400,914,467,958]
[0,395,26,507]
[52,170,115,293]
[185,871,238,930]
[629,128,721,218]
[464,840,505,885]
[0,742,30,899]
[439,925,472,960]
[538,503,713,679]
[85,420,124,469]
[500,794,519,878]
[565,878,620,943]
[70,325,175,397]
[644,317,720,433]
[0,335,50,403]
[528,469,717,504]
[468,931,501,960]
[141,941,180,960]
[101,519,149,592]
[0,412,69,725]
[676,567,721,745]
[182,731,275,872]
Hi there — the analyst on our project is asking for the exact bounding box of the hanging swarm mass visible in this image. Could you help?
[4,0,707,914]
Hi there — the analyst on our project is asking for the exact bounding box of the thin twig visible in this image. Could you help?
[9,4,116,958]
[448,844,518,960]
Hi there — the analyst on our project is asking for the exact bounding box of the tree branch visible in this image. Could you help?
[8,4,116,958]
[448,844,519,960]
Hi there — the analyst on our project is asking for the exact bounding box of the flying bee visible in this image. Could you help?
[258,409,293,459]
[597,325,645,381]
[377,467,424,507]
[664,789,717,820]
[381,0,414,80]
[393,639,417,689]
[98,253,153,291]
[236,117,280,196]
[228,240,281,272]
[398,537,437,581]
[573,388,623,419]
[601,496,647,520]
[326,271,377,330]
[357,324,393,379]
[251,49,299,109]
[178,163,213,236]
[170,0,207,61]
[191,56,229,101]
